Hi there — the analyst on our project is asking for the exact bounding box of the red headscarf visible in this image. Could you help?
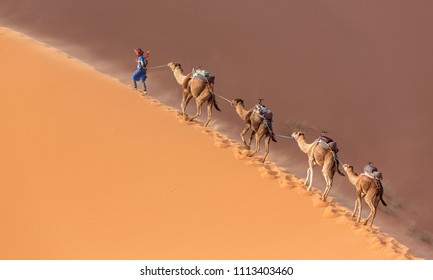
[134,48,144,55]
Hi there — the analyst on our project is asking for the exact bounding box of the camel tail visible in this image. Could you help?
[375,180,388,207]
[212,92,221,112]
[333,153,345,177]
[381,196,388,207]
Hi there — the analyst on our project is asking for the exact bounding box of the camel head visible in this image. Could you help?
[342,164,359,184]
[168,62,182,72]
[291,131,305,142]
[343,164,354,173]
[231,98,244,108]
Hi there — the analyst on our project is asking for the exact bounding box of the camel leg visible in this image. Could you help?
[321,168,335,201]
[305,168,311,186]
[203,99,214,127]
[363,196,376,226]
[305,159,311,186]
[356,195,364,223]
[240,125,251,149]
[321,169,330,200]
[248,132,263,158]
[366,194,381,227]
[305,158,315,190]
[352,190,362,217]
[188,98,206,122]
[369,207,378,227]
[261,135,271,163]
[248,130,255,147]
[323,185,331,201]
[181,92,193,120]
[322,175,332,201]
[352,199,359,217]
[307,163,314,191]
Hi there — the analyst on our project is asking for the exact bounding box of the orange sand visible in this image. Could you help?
[0,27,418,260]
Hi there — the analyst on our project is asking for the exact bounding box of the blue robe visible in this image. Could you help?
[132,55,147,81]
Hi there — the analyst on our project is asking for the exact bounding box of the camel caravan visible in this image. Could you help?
[166,61,387,227]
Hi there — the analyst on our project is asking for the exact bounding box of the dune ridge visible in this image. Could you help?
[0,27,420,260]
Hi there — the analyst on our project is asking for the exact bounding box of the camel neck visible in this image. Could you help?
[235,105,250,121]
[296,138,313,154]
[346,170,359,185]
[173,67,188,85]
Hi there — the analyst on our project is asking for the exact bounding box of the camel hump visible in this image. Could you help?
[245,110,253,123]
[181,73,192,89]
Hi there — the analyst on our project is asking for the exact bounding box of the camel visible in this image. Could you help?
[291,131,345,201]
[231,98,274,163]
[168,62,220,127]
[342,164,387,227]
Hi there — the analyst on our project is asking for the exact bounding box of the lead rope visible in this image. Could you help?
[215,93,232,104]
[147,64,168,70]
[275,134,294,140]
[333,155,344,165]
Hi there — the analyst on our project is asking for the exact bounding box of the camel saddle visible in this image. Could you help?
[191,68,215,84]
[317,135,339,153]
[362,162,383,181]
[253,104,273,121]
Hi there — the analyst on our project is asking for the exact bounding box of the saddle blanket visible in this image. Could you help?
[362,171,383,181]
[192,68,215,84]
[363,163,383,180]
[253,104,273,120]
[317,136,339,153]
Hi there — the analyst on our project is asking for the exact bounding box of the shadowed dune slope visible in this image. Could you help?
[0,27,418,260]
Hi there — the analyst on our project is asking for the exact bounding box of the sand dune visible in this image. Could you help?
[0,27,419,260]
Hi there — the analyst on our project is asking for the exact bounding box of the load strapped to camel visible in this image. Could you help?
[362,162,383,181]
[191,67,215,84]
[317,133,339,153]
[253,103,273,121]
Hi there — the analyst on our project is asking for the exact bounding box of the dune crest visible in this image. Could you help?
[0,27,419,260]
